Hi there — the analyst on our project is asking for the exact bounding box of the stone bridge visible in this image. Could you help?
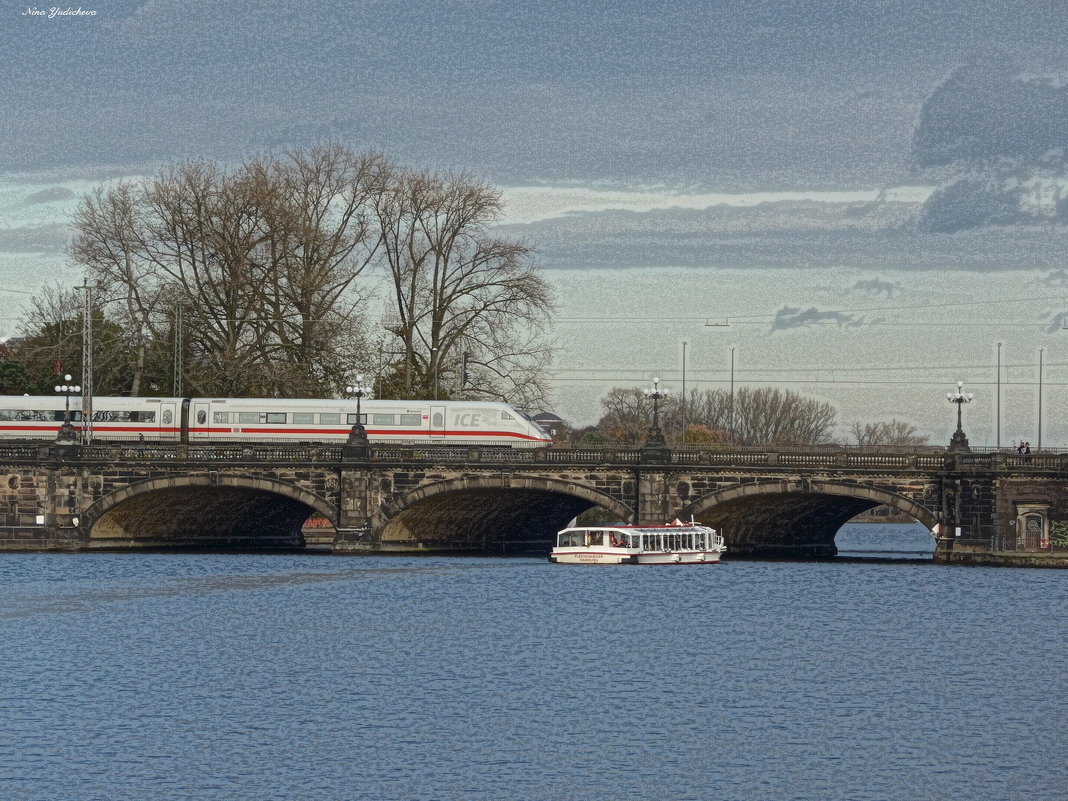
[1,441,1066,565]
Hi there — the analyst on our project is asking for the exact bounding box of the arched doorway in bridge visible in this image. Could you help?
[83,476,337,550]
[678,480,938,560]
[375,476,634,554]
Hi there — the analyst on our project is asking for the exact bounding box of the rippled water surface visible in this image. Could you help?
[1,526,1064,801]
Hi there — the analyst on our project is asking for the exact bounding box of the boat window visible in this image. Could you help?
[586,530,604,546]
[319,413,340,425]
[558,531,583,547]
[399,413,422,426]
[293,412,314,425]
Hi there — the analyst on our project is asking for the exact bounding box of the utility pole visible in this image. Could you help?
[173,301,184,397]
[681,341,687,443]
[80,282,94,444]
[996,342,1001,450]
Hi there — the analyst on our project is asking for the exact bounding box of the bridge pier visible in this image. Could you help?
[334,465,378,553]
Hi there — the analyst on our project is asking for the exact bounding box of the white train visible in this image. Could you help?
[0,396,552,447]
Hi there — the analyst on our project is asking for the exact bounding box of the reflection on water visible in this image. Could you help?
[0,524,1063,801]
[835,522,935,559]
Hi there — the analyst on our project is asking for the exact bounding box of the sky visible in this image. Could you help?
[5,0,1068,444]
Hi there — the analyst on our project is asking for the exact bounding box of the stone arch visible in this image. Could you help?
[83,474,337,549]
[374,475,634,553]
[678,479,939,557]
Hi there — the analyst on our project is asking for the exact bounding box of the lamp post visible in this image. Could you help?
[945,380,974,453]
[54,374,81,443]
[729,346,735,447]
[996,342,1001,450]
[431,347,439,400]
[344,375,369,450]
[643,376,668,448]
[681,341,687,442]
[1037,347,1043,451]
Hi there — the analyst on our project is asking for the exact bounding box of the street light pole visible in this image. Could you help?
[945,380,974,453]
[79,282,94,444]
[431,347,439,400]
[681,341,687,443]
[1038,347,1043,451]
[643,376,668,447]
[344,376,370,453]
[729,346,735,447]
[996,342,1001,450]
[54,374,81,443]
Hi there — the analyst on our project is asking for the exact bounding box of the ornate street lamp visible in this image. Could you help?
[945,380,974,453]
[344,375,369,447]
[54,374,81,443]
[643,376,668,447]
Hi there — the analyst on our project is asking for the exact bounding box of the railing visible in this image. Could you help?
[953,537,1068,555]
[1,438,1067,472]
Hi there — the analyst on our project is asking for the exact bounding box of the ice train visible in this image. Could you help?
[0,396,552,447]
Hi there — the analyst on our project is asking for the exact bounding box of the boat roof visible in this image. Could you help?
[561,523,716,535]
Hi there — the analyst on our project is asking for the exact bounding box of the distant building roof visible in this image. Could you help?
[532,412,565,425]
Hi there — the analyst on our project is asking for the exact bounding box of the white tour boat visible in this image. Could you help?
[549,520,726,565]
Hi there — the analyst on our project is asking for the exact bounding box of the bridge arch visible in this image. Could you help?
[83,475,337,549]
[678,480,939,557]
[375,475,633,553]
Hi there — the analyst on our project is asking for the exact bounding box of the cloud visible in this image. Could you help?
[852,278,899,297]
[1041,269,1068,287]
[770,306,860,332]
[0,225,70,253]
[1045,311,1068,334]
[913,61,1068,170]
[22,187,75,205]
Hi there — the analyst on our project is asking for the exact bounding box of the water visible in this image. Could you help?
[1,525,1064,801]
[835,522,936,559]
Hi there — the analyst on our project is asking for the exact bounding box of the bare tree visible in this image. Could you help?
[370,168,555,407]
[14,284,137,394]
[605,385,836,446]
[850,419,929,448]
[732,387,837,445]
[69,145,385,397]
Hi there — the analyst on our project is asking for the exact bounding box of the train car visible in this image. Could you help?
[0,396,552,447]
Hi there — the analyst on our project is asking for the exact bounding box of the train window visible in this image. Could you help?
[293,412,314,425]
[163,410,173,425]
[319,413,340,425]
[0,409,50,421]
[213,412,230,423]
[197,410,207,425]
[372,414,396,426]
[501,411,515,421]
[399,414,422,426]
[432,412,444,428]
[238,412,259,424]
[265,413,286,424]
[346,413,366,425]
